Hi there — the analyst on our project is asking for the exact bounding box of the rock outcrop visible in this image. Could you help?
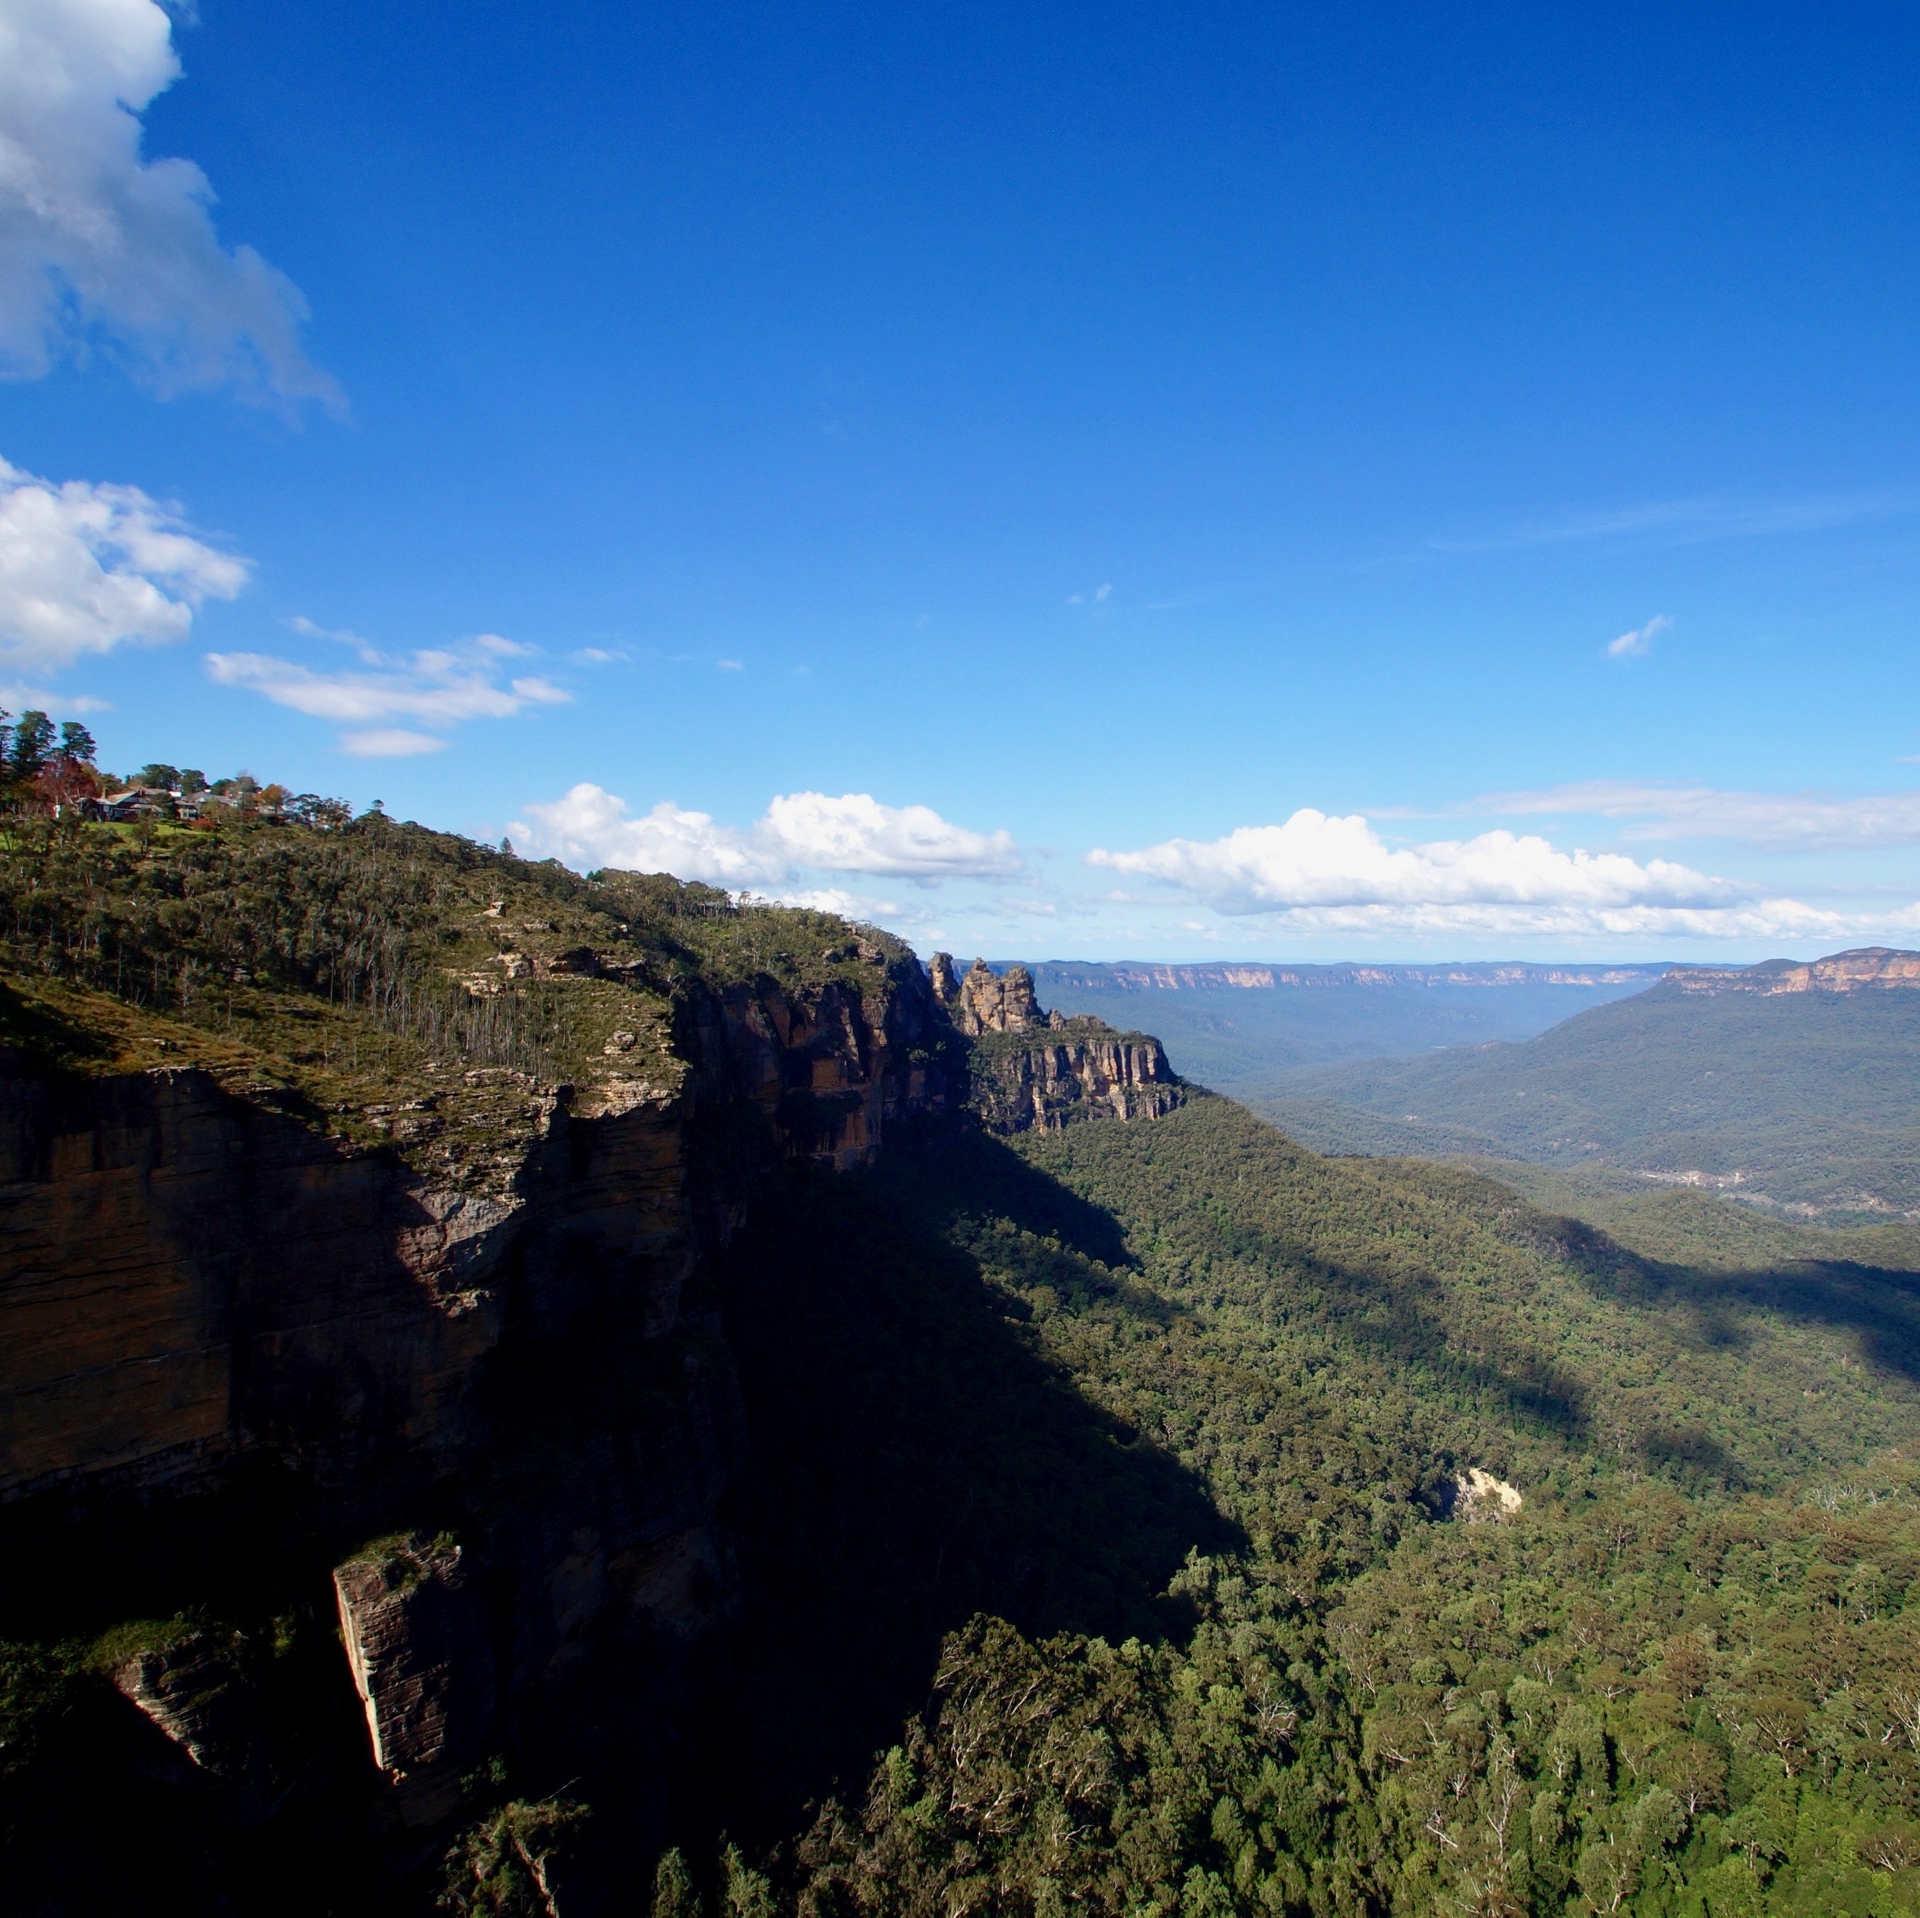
[933,955,1046,1035]
[334,1533,497,1826]
[109,1629,289,1825]
[928,955,1186,1134]
[969,1021,1185,1134]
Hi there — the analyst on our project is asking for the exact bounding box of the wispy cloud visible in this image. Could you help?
[339,728,449,758]
[1419,490,1920,559]
[0,0,340,411]
[0,454,248,676]
[1607,613,1671,660]
[1475,780,1920,851]
[205,632,569,749]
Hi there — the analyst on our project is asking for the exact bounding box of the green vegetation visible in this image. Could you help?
[651,1096,1920,1914]
[1262,976,1920,1221]
[0,806,923,1184]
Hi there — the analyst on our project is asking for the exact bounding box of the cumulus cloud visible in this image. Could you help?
[0,0,339,409]
[205,634,570,747]
[1607,613,1670,659]
[764,791,1019,877]
[1236,896,1876,943]
[1476,780,1920,852]
[1091,809,1734,913]
[1077,807,1896,939]
[0,453,247,675]
[512,788,784,888]
[511,783,1021,888]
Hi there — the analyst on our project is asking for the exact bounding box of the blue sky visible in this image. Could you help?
[3,1,1920,958]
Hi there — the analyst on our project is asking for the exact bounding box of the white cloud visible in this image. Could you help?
[1477,780,1920,851]
[0,0,339,409]
[1249,897,1877,942]
[763,791,1020,878]
[511,783,1021,887]
[1607,613,1670,659]
[1087,807,1920,942]
[339,728,448,758]
[1091,809,1734,913]
[205,635,570,745]
[0,454,247,675]
[511,786,784,887]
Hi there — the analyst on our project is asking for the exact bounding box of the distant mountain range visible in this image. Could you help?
[1257,947,1920,1221]
[1027,959,1667,992]
[1016,957,1667,1096]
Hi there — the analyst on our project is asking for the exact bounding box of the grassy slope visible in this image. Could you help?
[0,814,931,1189]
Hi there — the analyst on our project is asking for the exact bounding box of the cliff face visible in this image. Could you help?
[967,1022,1185,1133]
[0,952,964,1836]
[0,919,1186,1861]
[929,954,1186,1134]
[0,960,950,1508]
[1670,946,1920,996]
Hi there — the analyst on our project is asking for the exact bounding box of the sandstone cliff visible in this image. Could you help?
[0,844,1187,1876]
[0,942,966,1837]
[929,954,1186,1133]
[1669,946,1920,995]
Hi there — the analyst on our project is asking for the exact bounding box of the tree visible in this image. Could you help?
[9,711,53,783]
[287,793,352,830]
[721,1844,775,1918]
[135,762,179,790]
[650,1847,703,1918]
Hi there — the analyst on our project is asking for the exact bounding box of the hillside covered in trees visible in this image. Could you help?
[1260,958,1920,1224]
[1,807,1917,1916]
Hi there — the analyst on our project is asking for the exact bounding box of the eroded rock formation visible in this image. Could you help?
[334,1533,496,1826]
[932,955,1045,1035]
[969,1021,1185,1134]
[927,953,1187,1133]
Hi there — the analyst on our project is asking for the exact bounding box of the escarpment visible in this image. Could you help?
[931,952,1186,1131]
[0,830,1187,1894]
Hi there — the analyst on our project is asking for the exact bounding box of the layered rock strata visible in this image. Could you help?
[334,1534,496,1827]
[929,954,1186,1133]
[0,938,1179,1842]
[1670,946,1920,995]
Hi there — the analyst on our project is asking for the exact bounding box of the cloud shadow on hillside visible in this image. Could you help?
[1542,1213,1920,1383]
